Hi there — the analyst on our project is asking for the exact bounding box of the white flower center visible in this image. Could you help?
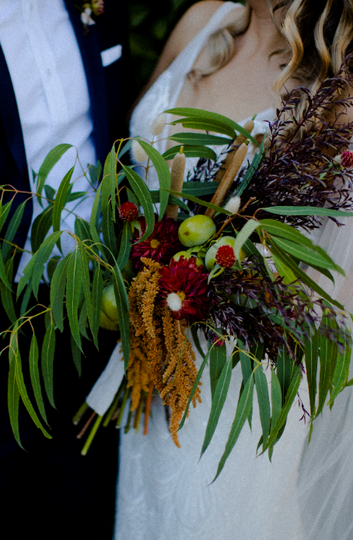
[166,293,182,312]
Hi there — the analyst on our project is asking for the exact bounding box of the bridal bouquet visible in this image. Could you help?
[2,66,353,477]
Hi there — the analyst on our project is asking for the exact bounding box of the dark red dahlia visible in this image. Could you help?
[158,257,209,321]
[119,202,139,222]
[215,245,236,268]
[130,215,182,272]
[341,150,353,168]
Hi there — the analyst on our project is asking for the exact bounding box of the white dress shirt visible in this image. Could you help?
[0,0,97,279]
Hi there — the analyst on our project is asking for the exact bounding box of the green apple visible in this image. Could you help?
[173,251,203,266]
[99,310,119,331]
[178,215,216,247]
[205,236,245,271]
[100,283,119,330]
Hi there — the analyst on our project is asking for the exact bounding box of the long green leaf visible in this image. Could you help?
[168,132,232,146]
[264,367,301,450]
[91,264,103,343]
[50,254,70,332]
[166,107,259,146]
[264,206,353,217]
[29,333,48,424]
[41,321,56,408]
[0,243,11,291]
[71,335,82,376]
[2,201,26,262]
[214,375,254,481]
[270,236,344,275]
[31,206,53,253]
[260,219,316,249]
[276,346,292,404]
[170,118,236,140]
[15,345,51,437]
[0,258,16,323]
[0,199,12,235]
[31,231,63,299]
[209,342,227,399]
[239,346,253,428]
[179,346,212,431]
[122,165,155,242]
[112,262,130,368]
[163,145,217,161]
[79,240,95,346]
[270,368,282,429]
[233,219,260,261]
[329,343,352,404]
[36,144,73,203]
[102,203,118,261]
[235,139,264,197]
[304,330,319,417]
[316,321,336,417]
[52,166,74,252]
[201,357,233,457]
[66,248,83,351]
[117,222,133,270]
[89,183,104,253]
[269,243,344,309]
[255,364,271,449]
[164,189,231,215]
[182,183,218,196]
[135,139,171,219]
[8,341,23,449]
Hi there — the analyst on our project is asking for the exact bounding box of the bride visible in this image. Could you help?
[112,1,353,538]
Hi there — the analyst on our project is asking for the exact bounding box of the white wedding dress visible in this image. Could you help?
[114,4,309,539]
[112,2,353,539]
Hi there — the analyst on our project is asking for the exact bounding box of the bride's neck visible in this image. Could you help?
[239,1,286,57]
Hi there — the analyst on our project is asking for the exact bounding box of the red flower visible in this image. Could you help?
[130,215,182,272]
[215,245,236,268]
[119,202,139,222]
[341,150,353,168]
[158,257,209,321]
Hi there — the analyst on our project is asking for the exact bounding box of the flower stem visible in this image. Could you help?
[72,401,89,425]
[81,414,104,456]
[115,386,131,428]
[102,378,127,427]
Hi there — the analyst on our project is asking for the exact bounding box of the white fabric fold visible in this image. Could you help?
[86,343,125,416]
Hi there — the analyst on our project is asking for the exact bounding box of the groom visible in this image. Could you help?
[0,1,132,539]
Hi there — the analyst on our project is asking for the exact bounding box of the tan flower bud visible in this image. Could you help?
[224,196,241,214]
[150,113,167,136]
[131,139,148,163]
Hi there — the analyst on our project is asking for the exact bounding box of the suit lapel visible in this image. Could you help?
[64,0,110,164]
[0,45,28,184]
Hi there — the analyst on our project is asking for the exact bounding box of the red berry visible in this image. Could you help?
[215,245,236,268]
[119,202,139,222]
[341,150,353,168]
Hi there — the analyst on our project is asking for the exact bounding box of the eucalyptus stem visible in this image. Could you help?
[115,386,131,428]
[103,378,127,427]
[73,401,89,425]
[81,414,104,456]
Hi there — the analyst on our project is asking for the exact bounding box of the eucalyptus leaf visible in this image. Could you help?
[122,165,155,242]
[31,206,54,253]
[0,258,16,323]
[31,231,63,299]
[7,343,23,449]
[29,332,48,424]
[255,364,271,450]
[163,145,217,161]
[166,107,259,146]
[304,330,319,417]
[66,248,83,351]
[117,222,133,270]
[52,166,74,253]
[36,144,73,204]
[2,201,26,262]
[329,343,352,404]
[41,320,56,408]
[209,342,227,399]
[201,356,233,457]
[214,375,254,481]
[233,219,260,262]
[164,189,231,215]
[263,206,353,217]
[135,139,171,219]
[112,262,130,368]
[168,132,232,146]
[50,254,70,332]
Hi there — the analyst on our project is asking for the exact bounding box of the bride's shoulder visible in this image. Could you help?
[146,2,243,88]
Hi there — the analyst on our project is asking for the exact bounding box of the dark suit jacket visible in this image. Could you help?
[0,0,130,268]
[0,0,131,330]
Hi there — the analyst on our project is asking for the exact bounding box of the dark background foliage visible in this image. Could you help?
[127,0,197,96]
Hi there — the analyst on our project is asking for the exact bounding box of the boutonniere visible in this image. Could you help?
[78,1,104,30]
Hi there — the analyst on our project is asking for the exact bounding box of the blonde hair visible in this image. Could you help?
[193,1,353,137]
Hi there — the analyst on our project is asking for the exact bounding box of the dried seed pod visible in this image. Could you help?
[150,113,167,136]
[131,139,148,163]
[205,143,248,219]
[165,152,186,220]
[214,119,254,183]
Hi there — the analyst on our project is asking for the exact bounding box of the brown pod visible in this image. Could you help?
[205,142,248,219]
[214,119,254,183]
[164,152,186,220]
